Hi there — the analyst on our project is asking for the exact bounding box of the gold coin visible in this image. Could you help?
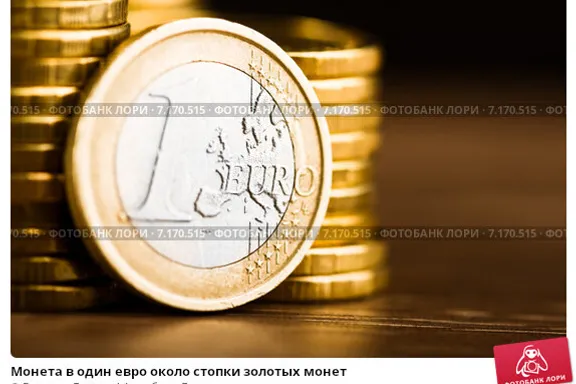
[11,255,103,284]
[328,184,372,214]
[11,284,118,311]
[12,203,72,228]
[294,241,387,276]
[332,159,372,189]
[11,23,130,58]
[128,10,383,79]
[11,116,70,145]
[12,173,65,203]
[311,76,380,104]
[316,212,377,246]
[12,143,63,173]
[12,229,71,254]
[263,267,388,302]
[11,57,101,87]
[326,115,381,134]
[65,18,332,311]
[11,0,128,29]
[11,86,80,111]
[331,130,381,161]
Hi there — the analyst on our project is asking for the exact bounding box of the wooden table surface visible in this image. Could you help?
[11,72,566,358]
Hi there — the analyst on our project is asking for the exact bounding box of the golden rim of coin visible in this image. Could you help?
[11,0,128,29]
[311,76,380,104]
[128,10,382,78]
[12,203,72,228]
[11,172,65,203]
[11,23,130,58]
[263,267,388,302]
[11,283,118,311]
[11,255,103,284]
[11,86,80,109]
[332,159,372,189]
[326,115,382,134]
[65,18,332,311]
[331,130,381,161]
[293,241,387,276]
[11,115,71,144]
[11,57,102,87]
[328,184,372,214]
[11,143,63,173]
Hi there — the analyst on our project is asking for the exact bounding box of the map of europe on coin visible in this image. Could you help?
[117,62,295,268]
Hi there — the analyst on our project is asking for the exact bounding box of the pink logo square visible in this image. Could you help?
[494,337,573,384]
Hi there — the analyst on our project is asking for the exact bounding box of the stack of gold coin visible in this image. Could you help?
[128,11,388,303]
[11,0,130,311]
[254,17,388,302]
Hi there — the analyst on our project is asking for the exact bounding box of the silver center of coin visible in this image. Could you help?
[116,62,295,268]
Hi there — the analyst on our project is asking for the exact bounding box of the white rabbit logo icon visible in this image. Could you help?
[516,345,549,377]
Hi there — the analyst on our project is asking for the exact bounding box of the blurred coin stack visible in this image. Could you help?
[257,17,388,302]
[131,9,389,303]
[11,0,130,311]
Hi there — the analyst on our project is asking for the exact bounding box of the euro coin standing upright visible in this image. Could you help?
[11,0,130,311]
[132,10,389,302]
[65,18,332,311]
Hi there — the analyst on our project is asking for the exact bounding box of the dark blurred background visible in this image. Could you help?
[214,0,566,77]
